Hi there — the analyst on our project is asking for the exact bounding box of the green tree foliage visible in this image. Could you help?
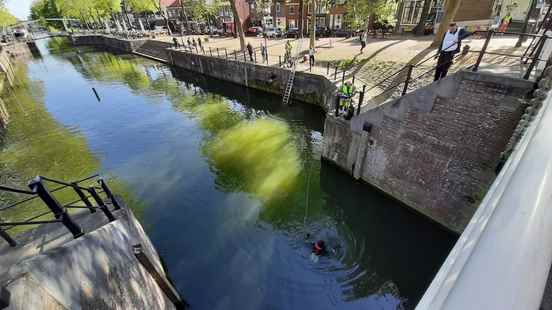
[126,0,158,13]
[0,1,16,27]
[345,0,396,30]
[31,0,121,22]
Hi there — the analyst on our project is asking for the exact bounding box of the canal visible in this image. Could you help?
[0,39,456,310]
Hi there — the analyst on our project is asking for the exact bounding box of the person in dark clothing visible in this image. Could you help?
[434,23,471,81]
[172,37,179,48]
[313,240,327,256]
[247,42,254,61]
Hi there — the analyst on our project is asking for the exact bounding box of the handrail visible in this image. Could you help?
[0,174,118,247]
[416,72,552,310]
[0,186,35,195]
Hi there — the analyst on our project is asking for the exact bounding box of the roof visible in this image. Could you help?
[159,0,181,7]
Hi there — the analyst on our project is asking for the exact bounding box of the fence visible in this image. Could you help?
[0,174,120,247]
[343,30,549,114]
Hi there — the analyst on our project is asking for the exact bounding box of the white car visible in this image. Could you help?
[263,27,282,38]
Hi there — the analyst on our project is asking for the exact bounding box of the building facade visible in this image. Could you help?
[398,0,493,33]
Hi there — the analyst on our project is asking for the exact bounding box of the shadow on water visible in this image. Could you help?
[320,163,457,307]
[0,38,458,310]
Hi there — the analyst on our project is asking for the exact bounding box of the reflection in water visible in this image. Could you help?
[0,38,457,309]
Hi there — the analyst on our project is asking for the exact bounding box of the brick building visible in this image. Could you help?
[398,0,493,32]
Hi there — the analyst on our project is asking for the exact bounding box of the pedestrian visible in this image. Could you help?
[192,38,197,49]
[360,32,366,53]
[172,37,179,48]
[499,12,512,33]
[261,43,267,63]
[309,47,315,67]
[434,23,471,81]
[187,38,191,47]
[247,42,254,61]
[285,40,292,66]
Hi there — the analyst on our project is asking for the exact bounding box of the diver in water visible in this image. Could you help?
[312,240,327,256]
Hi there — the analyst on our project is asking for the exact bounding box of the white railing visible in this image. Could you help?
[416,89,552,309]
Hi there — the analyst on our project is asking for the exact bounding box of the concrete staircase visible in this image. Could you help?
[134,40,173,62]
[0,201,121,285]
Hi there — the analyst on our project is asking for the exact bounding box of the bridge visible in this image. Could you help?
[416,71,552,309]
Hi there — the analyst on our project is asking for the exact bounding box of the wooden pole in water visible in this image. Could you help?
[92,87,101,102]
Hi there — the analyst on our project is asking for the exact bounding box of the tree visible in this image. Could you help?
[229,0,246,50]
[432,0,462,46]
[310,0,316,49]
[345,0,395,32]
[0,7,16,27]
[414,0,431,36]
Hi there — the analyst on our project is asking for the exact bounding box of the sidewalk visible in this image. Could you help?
[154,33,534,107]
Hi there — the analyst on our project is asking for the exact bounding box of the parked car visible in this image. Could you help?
[286,27,299,38]
[332,29,351,37]
[246,26,263,36]
[264,27,283,38]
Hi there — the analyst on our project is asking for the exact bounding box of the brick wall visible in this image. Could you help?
[455,0,493,22]
[323,71,533,233]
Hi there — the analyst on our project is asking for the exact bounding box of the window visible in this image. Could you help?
[289,5,295,14]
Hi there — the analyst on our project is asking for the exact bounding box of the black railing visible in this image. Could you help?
[343,30,549,115]
[0,174,121,247]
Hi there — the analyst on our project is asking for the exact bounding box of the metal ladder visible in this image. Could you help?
[282,38,304,105]
[282,65,297,105]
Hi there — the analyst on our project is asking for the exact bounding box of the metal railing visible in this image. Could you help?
[416,68,552,310]
[0,174,121,247]
[342,30,549,115]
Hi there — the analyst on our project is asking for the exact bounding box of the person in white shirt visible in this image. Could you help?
[434,23,471,81]
[309,47,315,67]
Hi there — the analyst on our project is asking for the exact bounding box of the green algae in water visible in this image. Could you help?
[207,118,301,201]
[0,63,146,234]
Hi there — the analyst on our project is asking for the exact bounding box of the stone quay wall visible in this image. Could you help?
[323,71,534,233]
[70,35,336,111]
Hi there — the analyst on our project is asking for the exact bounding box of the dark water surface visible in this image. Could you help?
[2,39,456,309]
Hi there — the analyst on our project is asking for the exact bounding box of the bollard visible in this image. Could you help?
[209,47,212,56]
[217,47,220,57]
[327,63,330,75]
[234,50,237,61]
[225,48,228,59]
[352,75,355,85]
[254,50,257,63]
[309,59,312,71]
[342,70,346,84]
[334,66,338,80]
[279,55,282,67]
[243,50,247,62]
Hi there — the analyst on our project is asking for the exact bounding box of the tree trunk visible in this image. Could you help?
[121,0,132,29]
[395,0,405,32]
[310,0,316,48]
[230,0,246,50]
[415,0,431,36]
[299,0,304,35]
[431,0,462,46]
[516,0,537,47]
[180,0,189,34]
